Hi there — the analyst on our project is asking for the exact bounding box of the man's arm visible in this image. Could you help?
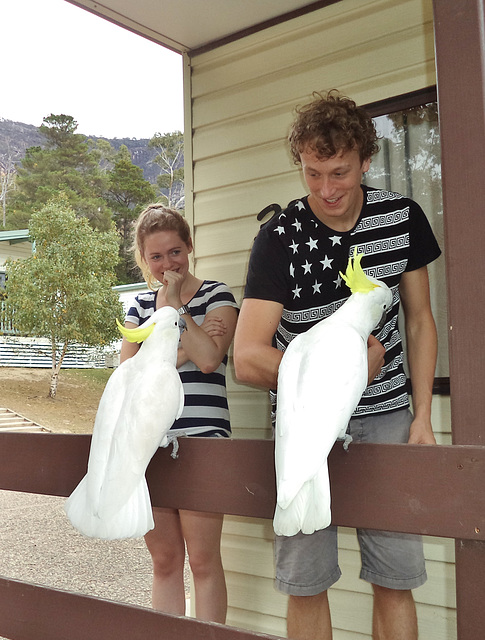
[234,298,388,390]
[399,266,438,444]
[234,298,284,389]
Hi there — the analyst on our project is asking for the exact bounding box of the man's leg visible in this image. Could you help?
[372,585,418,640]
[351,411,426,640]
[275,527,340,639]
[287,591,332,640]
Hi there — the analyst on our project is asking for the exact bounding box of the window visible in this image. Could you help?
[363,92,448,383]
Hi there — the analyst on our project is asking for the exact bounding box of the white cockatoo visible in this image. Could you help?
[273,252,393,537]
[65,305,184,540]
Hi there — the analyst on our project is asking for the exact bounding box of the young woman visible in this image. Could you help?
[120,204,238,623]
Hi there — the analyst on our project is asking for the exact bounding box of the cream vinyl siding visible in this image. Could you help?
[190,0,436,440]
[185,0,453,636]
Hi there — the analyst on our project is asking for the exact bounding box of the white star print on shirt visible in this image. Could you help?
[292,285,302,298]
[329,235,342,246]
[292,220,302,232]
[289,240,299,254]
[320,256,333,270]
[306,237,318,251]
[296,201,305,211]
[289,263,295,277]
[302,260,312,274]
[312,280,322,294]
[334,273,343,288]
[275,226,285,235]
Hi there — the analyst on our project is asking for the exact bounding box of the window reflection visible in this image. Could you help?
[364,103,448,379]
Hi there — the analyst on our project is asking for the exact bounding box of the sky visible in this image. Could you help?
[2,0,184,139]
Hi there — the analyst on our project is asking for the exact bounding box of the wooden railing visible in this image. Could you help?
[1,433,485,639]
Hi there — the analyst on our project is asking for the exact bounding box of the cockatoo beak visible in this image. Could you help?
[376,306,388,331]
[116,318,156,343]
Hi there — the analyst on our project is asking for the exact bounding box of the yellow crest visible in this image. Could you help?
[340,250,377,294]
[116,318,156,343]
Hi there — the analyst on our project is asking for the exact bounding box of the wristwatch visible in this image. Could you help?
[177,305,190,333]
[177,305,191,316]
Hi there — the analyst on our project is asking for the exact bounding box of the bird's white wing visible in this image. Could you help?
[65,314,184,539]
[82,360,134,505]
[96,362,184,519]
[275,324,367,510]
[64,356,149,538]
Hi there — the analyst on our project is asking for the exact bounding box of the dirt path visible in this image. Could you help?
[0,490,154,605]
[0,367,110,433]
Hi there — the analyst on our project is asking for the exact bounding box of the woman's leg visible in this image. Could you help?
[180,509,227,623]
[144,507,186,614]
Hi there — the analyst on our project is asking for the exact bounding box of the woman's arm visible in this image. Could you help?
[177,305,238,373]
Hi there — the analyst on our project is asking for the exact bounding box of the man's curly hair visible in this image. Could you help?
[288,90,380,165]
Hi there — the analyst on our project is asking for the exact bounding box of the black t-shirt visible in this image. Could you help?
[245,186,441,417]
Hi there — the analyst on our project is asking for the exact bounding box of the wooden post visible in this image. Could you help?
[433,0,485,637]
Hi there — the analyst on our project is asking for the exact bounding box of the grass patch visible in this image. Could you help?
[62,368,113,387]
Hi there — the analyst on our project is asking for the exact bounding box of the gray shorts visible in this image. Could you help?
[274,409,427,596]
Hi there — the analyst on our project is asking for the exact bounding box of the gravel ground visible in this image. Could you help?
[0,489,190,638]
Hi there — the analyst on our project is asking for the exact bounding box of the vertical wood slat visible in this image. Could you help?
[432,1,485,638]
[454,540,485,639]
[433,0,485,446]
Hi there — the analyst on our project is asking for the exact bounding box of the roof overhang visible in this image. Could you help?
[67,0,339,55]
[0,230,31,245]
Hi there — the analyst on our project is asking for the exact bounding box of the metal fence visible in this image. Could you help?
[0,336,106,368]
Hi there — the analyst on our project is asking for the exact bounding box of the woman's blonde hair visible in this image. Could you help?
[133,204,191,290]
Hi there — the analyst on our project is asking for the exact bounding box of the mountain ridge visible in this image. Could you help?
[0,117,173,184]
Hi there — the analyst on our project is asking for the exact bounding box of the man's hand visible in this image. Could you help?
[367,334,385,384]
[408,416,436,444]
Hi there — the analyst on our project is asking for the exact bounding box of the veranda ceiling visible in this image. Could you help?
[67,0,333,54]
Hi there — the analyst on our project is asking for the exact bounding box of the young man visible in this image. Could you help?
[234,91,441,640]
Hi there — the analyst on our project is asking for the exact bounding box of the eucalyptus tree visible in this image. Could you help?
[6,195,123,398]
[0,151,16,227]
[149,130,184,208]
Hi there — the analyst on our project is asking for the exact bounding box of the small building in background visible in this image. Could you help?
[0,229,31,291]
